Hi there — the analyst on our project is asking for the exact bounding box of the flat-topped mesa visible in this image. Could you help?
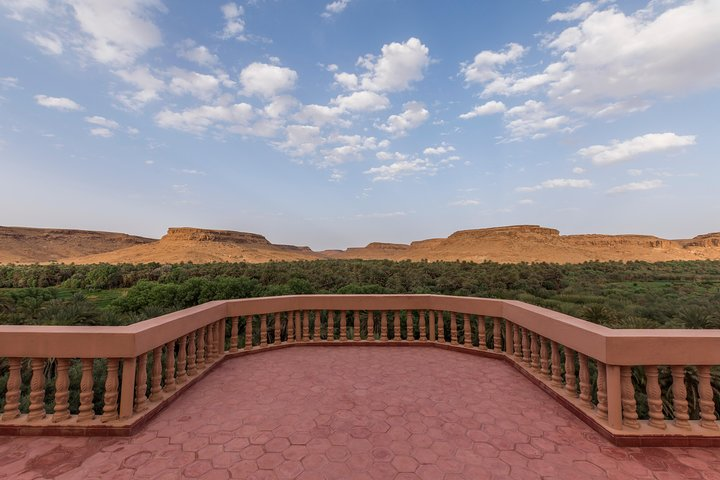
[362,242,410,251]
[682,233,720,248]
[161,228,271,245]
[447,225,561,240]
[566,234,675,249]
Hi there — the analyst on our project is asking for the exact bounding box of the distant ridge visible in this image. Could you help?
[2,225,719,265]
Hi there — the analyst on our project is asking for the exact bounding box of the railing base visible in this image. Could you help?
[3,341,720,447]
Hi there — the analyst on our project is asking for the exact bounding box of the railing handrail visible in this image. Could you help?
[1,294,719,365]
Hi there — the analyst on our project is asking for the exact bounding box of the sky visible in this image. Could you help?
[1,0,719,250]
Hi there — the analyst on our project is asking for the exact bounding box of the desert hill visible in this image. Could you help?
[0,226,154,264]
[63,227,322,264]
[1,225,720,265]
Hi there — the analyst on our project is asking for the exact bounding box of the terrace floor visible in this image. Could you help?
[1,347,720,480]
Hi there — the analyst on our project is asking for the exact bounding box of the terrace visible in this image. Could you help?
[2,295,720,479]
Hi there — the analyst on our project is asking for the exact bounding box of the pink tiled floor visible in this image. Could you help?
[2,347,720,479]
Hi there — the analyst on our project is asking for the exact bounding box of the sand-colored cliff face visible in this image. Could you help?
[0,226,154,264]
[63,227,321,264]
[2,225,719,265]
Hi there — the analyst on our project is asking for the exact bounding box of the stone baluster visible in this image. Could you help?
[450,312,458,345]
[187,332,197,376]
[644,365,666,429]
[354,310,360,341]
[393,311,401,341]
[150,347,164,401]
[504,321,514,354]
[368,311,375,340]
[406,310,414,341]
[197,327,206,369]
[2,358,21,420]
[596,361,608,420]
[177,335,188,384]
[513,325,522,360]
[540,337,550,378]
[340,311,347,341]
[312,311,320,341]
[275,312,282,344]
[564,348,577,397]
[522,328,531,365]
[493,318,502,352]
[260,314,268,347]
[578,354,592,408]
[380,311,388,341]
[52,359,71,422]
[550,341,562,387]
[530,333,540,370]
[478,316,486,350]
[101,358,120,422]
[77,358,95,422]
[287,311,295,343]
[295,311,302,341]
[620,366,640,429]
[230,317,239,352]
[418,310,426,341]
[164,340,176,393]
[463,314,471,346]
[304,311,311,340]
[433,311,440,343]
[698,365,718,430]
[27,358,46,421]
[135,353,148,413]
[245,315,253,349]
[207,324,215,360]
[671,365,691,429]
[326,310,334,341]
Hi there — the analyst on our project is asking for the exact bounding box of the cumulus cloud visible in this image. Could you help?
[461,43,525,85]
[364,158,436,182]
[322,0,350,18]
[355,211,407,219]
[549,2,597,22]
[239,62,297,98]
[90,127,113,137]
[294,104,346,127]
[423,144,455,156]
[85,115,120,129]
[2,0,48,21]
[113,65,164,109]
[376,101,429,136]
[578,132,697,165]
[27,33,62,55]
[449,199,480,207]
[607,179,663,194]
[516,178,592,192]
[34,94,83,111]
[221,2,245,40]
[336,38,430,93]
[168,69,220,101]
[459,100,507,119]
[177,39,218,66]
[320,134,387,166]
[155,103,254,134]
[276,124,323,157]
[504,100,569,140]
[0,77,19,89]
[572,166,586,174]
[67,0,165,65]
[332,90,389,112]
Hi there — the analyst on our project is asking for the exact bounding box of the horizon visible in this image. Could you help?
[1,1,719,251]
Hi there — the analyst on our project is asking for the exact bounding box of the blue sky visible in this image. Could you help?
[1,0,719,250]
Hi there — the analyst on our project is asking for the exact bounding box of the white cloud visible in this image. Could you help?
[322,0,350,18]
[325,64,338,72]
[179,169,206,176]
[0,77,19,89]
[90,127,113,137]
[85,115,119,129]
[113,65,164,109]
[320,134,386,166]
[294,104,346,127]
[607,179,663,194]
[572,167,585,174]
[449,199,480,207]
[239,62,297,98]
[28,33,63,55]
[365,158,436,182]
[155,103,254,134]
[461,43,525,84]
[332,90,389,112]
[627,168,643,176]
[355,211,407,219]
[516,178,592,192]
[2,0,48,21]
[172,184,189,194]
[578,132,697,165]
[168,69,220,101]
[376,101,429,136]
[518,199,535,205]
[177,39,218,66]
[504,100,569,140]
[221,2,245,40]
[67,0,165,65]
[376,151,407,162]
[276,124,323,157]
[423,144,455,156]
[34,94,83,111]
[338,37,430,93]
[549,2,596,22]
[459,100,507,119]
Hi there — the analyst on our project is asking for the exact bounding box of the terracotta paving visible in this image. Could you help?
[2,346,720,479]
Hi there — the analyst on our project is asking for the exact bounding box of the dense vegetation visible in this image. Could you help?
[1,260,719,328]
[1,260,719,421]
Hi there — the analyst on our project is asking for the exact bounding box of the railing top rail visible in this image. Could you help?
[0,294,719,364]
